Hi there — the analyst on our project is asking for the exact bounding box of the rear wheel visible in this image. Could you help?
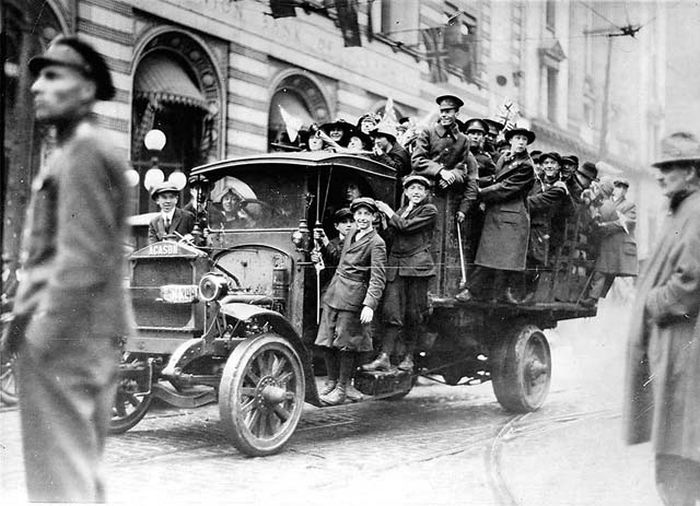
[490,324,551,413]
[219,334,305,456]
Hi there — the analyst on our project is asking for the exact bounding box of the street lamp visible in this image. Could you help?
[143,129,166,191]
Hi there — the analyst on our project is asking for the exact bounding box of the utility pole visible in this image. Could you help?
[599,35,613,158]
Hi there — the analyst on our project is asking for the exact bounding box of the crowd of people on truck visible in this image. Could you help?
[146,92,639,404]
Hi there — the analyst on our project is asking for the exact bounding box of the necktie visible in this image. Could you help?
[164,217,170,230]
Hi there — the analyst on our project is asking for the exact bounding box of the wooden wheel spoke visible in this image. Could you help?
[239,387,257,397]
[256,354,269,376]
[277,371,293,385]
[245,368,261,385]
[246,407,262,436]
[240,397,256,414]
[270,354,286,378]
[272,404,291,423]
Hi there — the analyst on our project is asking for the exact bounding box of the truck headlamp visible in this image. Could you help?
[198,273,229,302]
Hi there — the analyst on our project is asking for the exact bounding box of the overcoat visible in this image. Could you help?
[527,179,568,264]
[384,201,438,281]
[322,225,387,312]
[593,197,638,276]
[148,207,195,243]
[411,122,478,295]
[623,189,700,463]
[474,150,535,271]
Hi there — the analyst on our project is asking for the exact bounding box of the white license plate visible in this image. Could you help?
[160,285,198,304]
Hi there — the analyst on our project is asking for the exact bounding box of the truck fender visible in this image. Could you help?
[219,303,320,405]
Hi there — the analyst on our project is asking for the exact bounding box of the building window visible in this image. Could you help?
[545,0,556,32]
[546,66,558,122]
[443,3,479,83]
[375,0,419,46]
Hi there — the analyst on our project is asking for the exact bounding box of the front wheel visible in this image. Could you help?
[109,355,153,434]
[490,324,551,413]
[219,334,306,456]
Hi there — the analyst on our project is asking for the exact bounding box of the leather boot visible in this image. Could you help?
[345,382,365,402]
[320,382,347,406]
[361,352,391,372]
[397,353,414,372]
[319,379,337,396]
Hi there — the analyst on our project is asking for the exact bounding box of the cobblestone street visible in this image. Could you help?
[1,300,661,505]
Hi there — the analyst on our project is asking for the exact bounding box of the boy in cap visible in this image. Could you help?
[148,181,196,243]
[314,197,387,405]
[313,207,355,288]
[363,175,437,372]
[6,36,130,502]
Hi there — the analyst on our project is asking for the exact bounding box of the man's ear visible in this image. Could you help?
[79,79,97,102]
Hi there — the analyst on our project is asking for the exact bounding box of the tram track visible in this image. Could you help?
[485,407,619,506]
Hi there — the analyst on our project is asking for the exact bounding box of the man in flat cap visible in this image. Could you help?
[623,148,700,506]
[411,94,478,295]
[3,36,131,502]
[148,181,196,244]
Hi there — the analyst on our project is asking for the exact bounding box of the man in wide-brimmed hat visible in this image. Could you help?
[567,160,598,206]
[457,125,536,303]
[623,145,700,506]
[6,36,129,502]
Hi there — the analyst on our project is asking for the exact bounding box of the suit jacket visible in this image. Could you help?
[148,208,196,244]
[372,142,411,179]
[475,150,535,271]
[322,226,387,311]
[13,115,131,345]
[527,179,568,262]
[385,201,438,281]
[593,197,638,275]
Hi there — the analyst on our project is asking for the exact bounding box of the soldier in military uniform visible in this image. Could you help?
[411,95,478,296]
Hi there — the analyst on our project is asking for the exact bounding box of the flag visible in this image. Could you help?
[278,105,304,143]
[444,22,477,82]
[382,97,398,126]
[335,0,362,47]
[421,27,448,83]
[270,0,297,19]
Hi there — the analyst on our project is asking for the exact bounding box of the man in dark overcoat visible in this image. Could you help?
[411,95,478,296]
[314,198,387,405]
[363,175,437,373]
[583,178,638,306]
[456,118,496,268]
[4,37,132,502]
[148,181,196,243]
[456,127,535,303]
[369,121,411,180]
[623,152,700,505]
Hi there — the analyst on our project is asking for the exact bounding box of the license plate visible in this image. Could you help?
[160,284,198,304]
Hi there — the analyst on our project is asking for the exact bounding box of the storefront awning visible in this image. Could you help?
[135,53,208,110]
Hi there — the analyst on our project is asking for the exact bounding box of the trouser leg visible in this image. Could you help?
[655,454,700,506]
[403,277,429,353]
[18,336,119,503]
[588,271,615,300]
[338,351,356,387]
[322,347,339,381]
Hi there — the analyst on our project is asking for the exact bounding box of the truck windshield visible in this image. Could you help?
[207,169,305,230]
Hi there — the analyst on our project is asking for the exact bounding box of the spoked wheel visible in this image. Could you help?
[109,355,153,434]
[491,324,551,413]
[0,354,18,406]
[219,333,305,457]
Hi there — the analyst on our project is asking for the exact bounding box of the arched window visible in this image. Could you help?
[268,74,330,151]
